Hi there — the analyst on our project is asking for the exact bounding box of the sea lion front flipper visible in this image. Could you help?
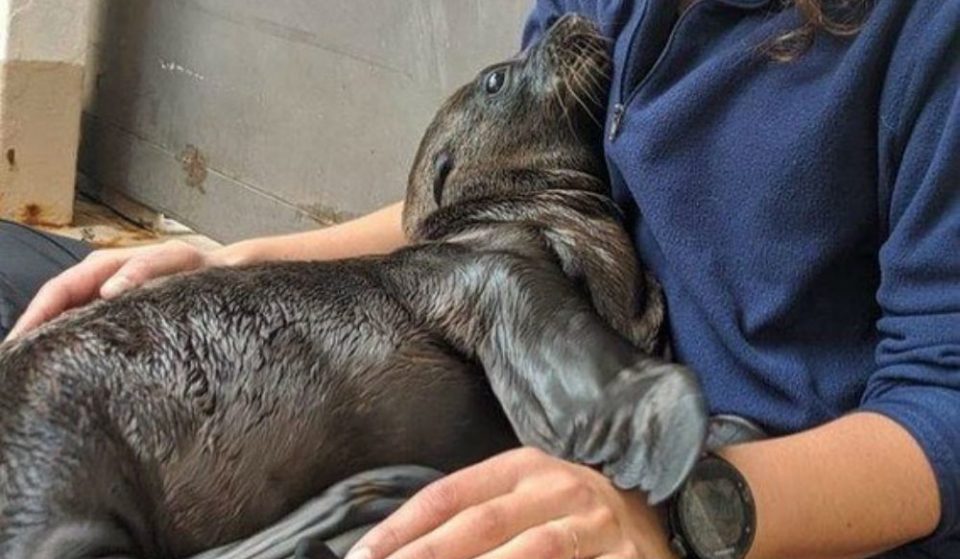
[567,359,707,505]
[381,245,708,502]
[479,297,708,505]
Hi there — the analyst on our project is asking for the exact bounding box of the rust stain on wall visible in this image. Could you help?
[17,204,70,228]
[18,204,47,226]
[178,144,208,191]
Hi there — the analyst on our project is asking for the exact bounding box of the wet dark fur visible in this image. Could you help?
[0,17,705,559]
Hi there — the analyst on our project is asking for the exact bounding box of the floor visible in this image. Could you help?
[34,196,222,251]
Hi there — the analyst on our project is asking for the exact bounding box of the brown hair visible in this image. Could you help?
[766,0,872,61]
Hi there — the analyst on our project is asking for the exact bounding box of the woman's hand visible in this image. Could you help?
[347,447,678,559]
[3,201,408,343]
[5,240,221,340]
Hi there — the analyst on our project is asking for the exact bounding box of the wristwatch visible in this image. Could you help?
[667,453,756,559]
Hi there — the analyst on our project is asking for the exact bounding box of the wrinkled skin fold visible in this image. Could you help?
[0,15,706,559]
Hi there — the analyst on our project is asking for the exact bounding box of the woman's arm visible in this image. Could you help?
[346,412,941,559]
[722,412,941,559]
[5,201,406,340]
[216,201,406,265]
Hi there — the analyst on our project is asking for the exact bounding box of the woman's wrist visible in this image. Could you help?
[716,412,940,559]
[210,238,274,267]
[207,201,407,268]
[635,503,680,559]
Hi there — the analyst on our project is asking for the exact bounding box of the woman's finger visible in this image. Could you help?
[5,250,130,339]
[101,241,206,298]
[476,513,624,559]
[6,241,209,341]
[385,474,588,559]
[349,448,549,559]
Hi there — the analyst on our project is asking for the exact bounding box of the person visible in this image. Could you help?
[3,0,958,557]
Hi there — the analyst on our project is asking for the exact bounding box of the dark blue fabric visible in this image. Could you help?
[523,0,960,555]
[0,220,91,339]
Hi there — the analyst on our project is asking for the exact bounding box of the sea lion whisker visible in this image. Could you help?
[580,57,612,94]
[568,42,596,66]
[561,54,593,86]
[568,47,609,93]
[580,67,610,100]
[566,59,605,109]
[574,76,604,109]
[552,77,583,137]
[584,57,613,81]
[566,79,605,128]
[552,86,580,137]
[559,75,602,123]
[572,65,606,105]
[577,45,612,77]
[565,31,613,47]
[570,38,612,68]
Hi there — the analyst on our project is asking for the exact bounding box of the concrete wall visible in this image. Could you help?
[0,0,91,225]
[80,1,532,242]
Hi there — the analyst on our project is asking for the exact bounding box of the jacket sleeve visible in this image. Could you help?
[858,3,960,543]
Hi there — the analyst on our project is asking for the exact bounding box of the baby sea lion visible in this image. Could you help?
[0,15,706,559]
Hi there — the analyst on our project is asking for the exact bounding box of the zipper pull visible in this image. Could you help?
[608,103,625,142]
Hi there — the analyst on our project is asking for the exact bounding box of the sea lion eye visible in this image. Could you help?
[484,68,508,95]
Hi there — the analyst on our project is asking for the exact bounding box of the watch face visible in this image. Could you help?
[676,458,754,559]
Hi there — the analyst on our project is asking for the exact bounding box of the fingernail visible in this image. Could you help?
[101,276,134,298]
[4,320,26,342]
[345,547,372,559]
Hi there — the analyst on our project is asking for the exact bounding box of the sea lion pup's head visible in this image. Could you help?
[403,15,612,239]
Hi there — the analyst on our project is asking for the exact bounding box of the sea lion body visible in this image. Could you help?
[0,16,705,558]
[0,257,516,557]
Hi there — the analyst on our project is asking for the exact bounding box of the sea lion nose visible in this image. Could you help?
[555,13,587,28]
[553,13,595,37]
[541,14,605,64]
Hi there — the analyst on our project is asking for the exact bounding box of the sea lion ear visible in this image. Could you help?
[432,150,454,207]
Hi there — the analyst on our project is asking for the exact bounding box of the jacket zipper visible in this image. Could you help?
[609,103,626,142]
[608,1,705,142]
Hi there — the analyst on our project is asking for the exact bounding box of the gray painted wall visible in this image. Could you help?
[79,0,531,242]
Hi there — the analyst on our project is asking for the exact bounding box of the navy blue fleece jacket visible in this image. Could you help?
[522,1,960,556]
